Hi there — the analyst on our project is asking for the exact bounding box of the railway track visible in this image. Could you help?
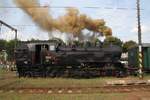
[0,84,150,94]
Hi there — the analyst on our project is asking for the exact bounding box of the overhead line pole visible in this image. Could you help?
[0,20,18,49]
[136,0,143,79]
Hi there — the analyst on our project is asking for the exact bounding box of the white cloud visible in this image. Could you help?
[131,25,150,33]
[93,8,138,42]
[131,25,150,43]
[0,30,15,40]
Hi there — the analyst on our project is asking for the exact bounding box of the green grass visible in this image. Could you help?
[0,68,116,89]
[0,92,129,100]
[0,77,113,89]
[1,69,150,100]
[0,68,4,76]
[1,68,150,89]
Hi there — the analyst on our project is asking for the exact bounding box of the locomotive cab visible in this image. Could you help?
[25,41,58,65]
[35,44,49,64]
[34,43,57,64]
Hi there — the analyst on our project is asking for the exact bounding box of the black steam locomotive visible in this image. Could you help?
[15,40,126,78]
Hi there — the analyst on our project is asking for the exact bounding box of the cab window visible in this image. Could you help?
[49,45,55,51]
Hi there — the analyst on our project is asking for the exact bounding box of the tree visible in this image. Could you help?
[6,40,16,60]
[103,36,122,47]
[123,40,137,52]
[0,39,7,51]
[92,38,102,47]
[28,38,40,42]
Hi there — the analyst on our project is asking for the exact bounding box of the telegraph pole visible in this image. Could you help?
[0,23,2,32]
[136,0,143,79]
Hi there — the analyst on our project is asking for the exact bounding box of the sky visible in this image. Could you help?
[0,0,150,43]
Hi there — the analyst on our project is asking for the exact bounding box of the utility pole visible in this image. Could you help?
[0,23,2,32]
[136,0,143,79]
[0,20,18,49]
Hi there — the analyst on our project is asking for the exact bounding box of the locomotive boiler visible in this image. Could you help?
[15,40,126,78]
